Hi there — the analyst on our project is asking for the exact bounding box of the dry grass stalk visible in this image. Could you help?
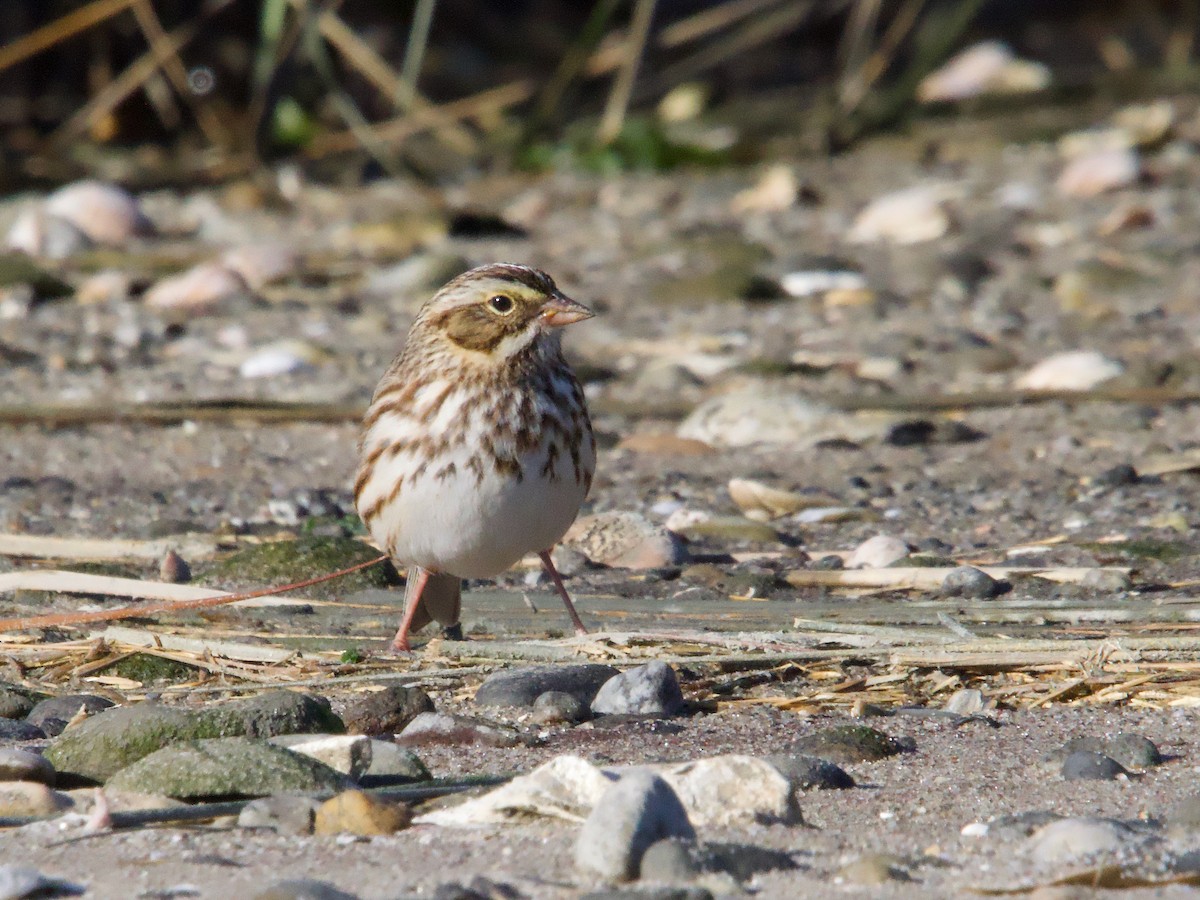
[0,0,139,73]
[0,532,221,562]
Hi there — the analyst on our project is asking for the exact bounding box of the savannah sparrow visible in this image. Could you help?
[354,263,597,651]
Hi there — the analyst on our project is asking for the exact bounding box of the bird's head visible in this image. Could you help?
[414,263,593,362]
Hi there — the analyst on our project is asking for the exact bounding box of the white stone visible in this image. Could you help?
[780,270,868,298]
[917,41,1049,103]
[239,340,325,379]
[1057,147,1139,198]
[269,735,372,779]
[144,262,249,314]
[848,534,910,569]
[1030,817,1131,863]
[44,180,152,245]
[1015,351,1124,392]
[654,755,799,826]
[847,185,951,245]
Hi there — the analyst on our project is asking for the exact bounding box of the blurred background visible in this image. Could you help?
[0,0,1195,187]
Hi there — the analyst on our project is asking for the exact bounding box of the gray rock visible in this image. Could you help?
[1061,750,1128,781]
[940,566,1005,599]
[788,725,912,764]
[1102,733,1162,769]
[0,865,83,899]
[0,719,45,742]
[532,691,589,725]
[106,737,348,799]
[26,694,114,735]
[339,685,433,735]
[764,753,855,789]
[475,665,619,708]
[575,771,695,882]
[238,794,321,835]
[252,879,359,900]
[362,740,429,783]
[591,663,685,718]
[45,692,343,784]
[396,712,525,748]
[0,749,54,786]
[0,685,40,720]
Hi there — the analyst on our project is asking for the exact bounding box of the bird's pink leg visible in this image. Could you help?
[391,566,431,652]
[538,549,588,636]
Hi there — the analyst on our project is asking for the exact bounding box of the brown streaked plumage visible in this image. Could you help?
[354,263,596,651]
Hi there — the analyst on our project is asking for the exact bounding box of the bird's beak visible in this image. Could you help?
[539,292,594,328]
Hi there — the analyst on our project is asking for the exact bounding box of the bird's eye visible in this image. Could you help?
[488,295,515,314]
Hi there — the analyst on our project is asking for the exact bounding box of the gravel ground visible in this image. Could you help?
[1,97,1200,897]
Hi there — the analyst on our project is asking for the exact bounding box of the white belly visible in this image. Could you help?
[357,377,593,578]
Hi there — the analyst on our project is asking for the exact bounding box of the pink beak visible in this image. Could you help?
[539,293,594,328]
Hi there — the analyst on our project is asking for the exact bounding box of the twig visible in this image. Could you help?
[597,0,658,145]
[0,0,139,73]
[293,0,403,177]
[0,555,388,634]
[315,8,476,154]
[651,1,817,92]
[50,0,239,146]
[306,79,533,158]
[129,0,231,147]
[657,0,786,49]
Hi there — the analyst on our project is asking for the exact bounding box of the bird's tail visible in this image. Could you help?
[404,568,461,633]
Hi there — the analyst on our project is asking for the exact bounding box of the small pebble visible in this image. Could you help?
[944,689,987,716]
[847,185,951,245]
[396,712,524,748]
[1061,750,1128,781]
[1015,351,1124,392]
[838,853,908,884]
[0,749,54,786]
[1057,147,1140,197]
[238,794,319,835]
[160,549,191,584]
[591,662,685,718]
[763,753,855,790]
[574,771,695,882]
[789,725,911,764]
[1030,817,1131,863]
[313,790,410,836]
[531,690,589,725]
[847,535,910,569]
[44,180,153,245]
[143,262,249,316]
[0,781,73,817]
[565,512,687,569]
[940,565,1004,599]
[475,665,618,709]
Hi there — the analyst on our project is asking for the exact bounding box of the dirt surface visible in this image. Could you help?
[1,99,1200,897]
